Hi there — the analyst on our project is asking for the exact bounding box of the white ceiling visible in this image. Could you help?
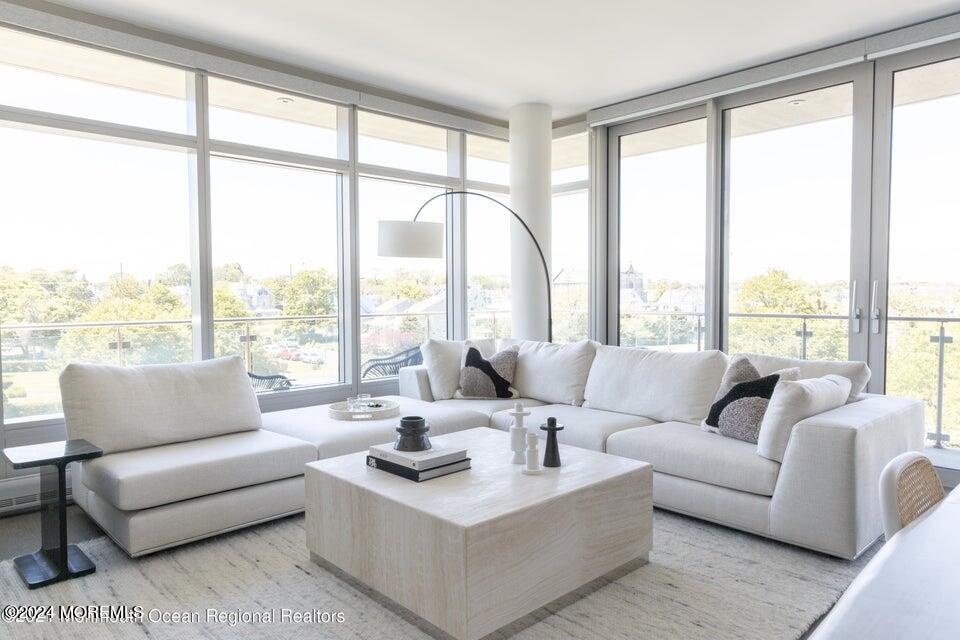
[47,0,960,120]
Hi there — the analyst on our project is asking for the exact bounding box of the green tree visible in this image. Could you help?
[214,262,248,283]
[283,269,337,316]
[159,263,191,287]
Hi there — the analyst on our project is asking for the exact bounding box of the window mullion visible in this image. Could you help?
[190,72,215,361]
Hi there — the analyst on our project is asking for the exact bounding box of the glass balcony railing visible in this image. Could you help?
[1,319,194,420]
[213,314,340,388]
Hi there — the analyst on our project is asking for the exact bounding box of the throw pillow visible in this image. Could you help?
[703,374,781,443]
[421,338,495,400]
[456,346,519,399]
[713,354,761,401]
[756,374,853,462]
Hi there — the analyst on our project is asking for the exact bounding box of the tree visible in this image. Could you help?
[728,269,846,360]
[159,263,191,287]
[282,269,337,316]
[214,263,248,283]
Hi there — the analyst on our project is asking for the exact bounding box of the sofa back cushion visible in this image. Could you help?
[60,356,262,455]
[584,347,728,424]
[739,353,869,402]
[500,339,597,405]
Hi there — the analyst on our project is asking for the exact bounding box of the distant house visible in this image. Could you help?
[228,283,275,314]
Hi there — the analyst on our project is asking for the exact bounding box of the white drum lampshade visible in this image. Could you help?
[378,220,444,259]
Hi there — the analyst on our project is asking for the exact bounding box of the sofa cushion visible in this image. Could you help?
[80,429,315,511]
[490,404,656,452]
[432,397,545,418]
[739,352,869,401]
[511,339,598,405]
[262,395,490,458]
[60,356,261,455]
[757,374,853,462]
[584,347,728,425]
[606,421,781,496]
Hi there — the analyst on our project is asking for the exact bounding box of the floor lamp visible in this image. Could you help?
[378,190,552,342]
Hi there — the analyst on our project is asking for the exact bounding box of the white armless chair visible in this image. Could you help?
[879,451,944,540]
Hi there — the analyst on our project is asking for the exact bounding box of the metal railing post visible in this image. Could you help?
[244,321,253,372]
[929,321,953,448]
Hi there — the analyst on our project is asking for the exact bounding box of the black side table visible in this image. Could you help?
[1,439,102,589]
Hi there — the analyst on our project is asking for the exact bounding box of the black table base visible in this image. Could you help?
[14,545,96,589]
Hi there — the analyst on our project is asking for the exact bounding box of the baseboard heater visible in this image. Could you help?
[0,471,75,516]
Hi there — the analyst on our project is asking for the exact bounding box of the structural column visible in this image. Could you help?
[509,103,552,340]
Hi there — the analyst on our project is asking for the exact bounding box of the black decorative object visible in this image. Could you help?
[395,416,432,452]
[1,439,103,589]
[540,417,564,468]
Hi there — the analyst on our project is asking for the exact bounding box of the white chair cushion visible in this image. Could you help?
[261,396,490,459]
[60,356,261,455]
[511,339,598,405]
[80,429,315,511]
[739,352,869,402]
[433,397,545,418]
[421,338,495,400]
[583,347,729,425]
[757,374,853,462]
[606,421,781,496]
[490,404,657,452]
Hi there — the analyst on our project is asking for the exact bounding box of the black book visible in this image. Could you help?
[366,455,471,482]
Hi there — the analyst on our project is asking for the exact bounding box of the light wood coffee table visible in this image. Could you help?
[305,427,652,640]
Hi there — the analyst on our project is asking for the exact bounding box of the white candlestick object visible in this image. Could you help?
[521,433,542,475]
[507,401,531,465]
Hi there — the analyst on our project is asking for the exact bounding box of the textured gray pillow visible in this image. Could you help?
[718,396,770,443]
[456,346,519,399]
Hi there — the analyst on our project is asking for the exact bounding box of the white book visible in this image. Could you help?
[368,443,468,471]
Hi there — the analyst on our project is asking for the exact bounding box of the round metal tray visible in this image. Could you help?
[327,398,400,421]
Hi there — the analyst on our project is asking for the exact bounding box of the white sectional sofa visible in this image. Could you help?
[398,339,926,559]
[58,343,923,561]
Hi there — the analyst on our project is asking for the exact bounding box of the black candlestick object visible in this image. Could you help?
[395,416,432,452]
[540,417,564,468]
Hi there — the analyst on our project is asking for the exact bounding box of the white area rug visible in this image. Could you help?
[0,510,874,640]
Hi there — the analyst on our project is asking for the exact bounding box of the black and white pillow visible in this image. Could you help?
[702,354,800,444]
[455,346,519,399]
[705,375,781,443]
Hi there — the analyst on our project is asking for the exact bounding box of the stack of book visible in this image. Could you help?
[367,444,470,482]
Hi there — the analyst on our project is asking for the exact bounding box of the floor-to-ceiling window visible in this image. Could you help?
[0,22,517,430]
[0,26,195,421]
[552,132,591,343]
[724,84,854,360]
[358,176,448,377]
[357,113,453,377]
[465,135,511,339]
[209,78,343,388]
[614,115,707,350]
[881,53,960,446]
